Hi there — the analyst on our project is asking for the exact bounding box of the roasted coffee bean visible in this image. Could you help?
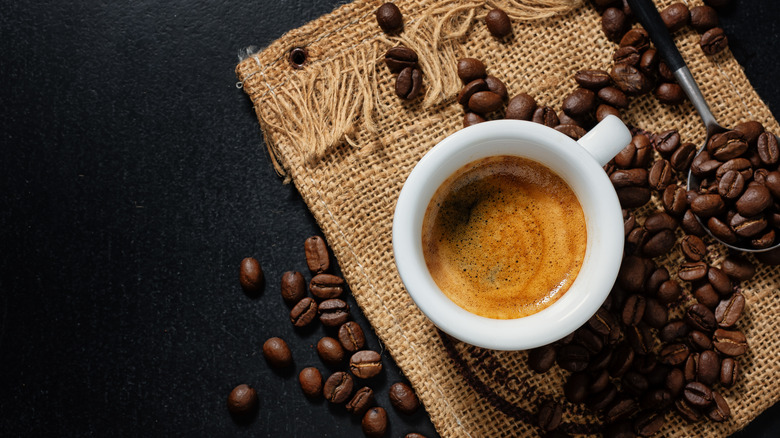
[323,371,354,403]
[734,120,765,145]
[305,236,330,274]
[660,2,690,32]
[622,294,645,326]
[384,46,418,73]
[722,254,756,281]
[528,345,556,373]
[639,48,659,74]
[662,185,688,216]
[690,5,719,33]
[697,350,720,385]
[643,229,676,257]
[643,298,668,328]
[678,261,708,282]
[458,79,488,106]
[675,398,702,422]
[670,142,696,171]
[700,27,728,56]
[575,69,612,89]
[532,106,559,127]
[290,297,318,327]
[610,168,648,188]
[350,350,383,379]
[362,407,388,438]
[633,410,665,437]
[686,303,717,332]
[680,235,707,262]
[666,368,686,397]
[564,372,589,403]
[604,421,633,438]
[457,58,486,84]
[623,209,636,236]
[655,82,685,105]
[693,283,719,309]
[596,104,621,122]
[627,323,654,355]
[281,271,306,305]
[602,8,628,42]
[623,371,649,395]
[691,150,722,177]
[716,157,752,180]
[227,384,258,416]
[484,75,508,100]
[616,134,653,168]
[338,321,366,352]
[562,88,596,118]
[658,59,675,82]
[463,112,485,127]
[263,337,293,369]
[574,326,604,354]
[309,273,345,299]
[557,111,583,127]
[506,93,537,120]
[555,124,588,140]
[610,63,652,95]
[656,279,681,305]
[609,343,635,377]
[537,399,563,431]
[708,130,748,161]
[736,185,772,216]
[587,383,618,411]
[661,319,690,343]
[720,357,739,387]
[389,381,419,415]
[754,168,771,185]
[598,88,629,110]
[718,170,746,201]
[627,226,649,255]
[766,171,780,198]
[620,28,650,52]
[707,391,731,422]
[485,8,512,38]
[708,267,732,295]
[318,298,350,327]
[605,397,637,424]
[655,129,681,157]
[682,210,707,238]
[589,349,614,373]
[757,132,779,166]
[660,342,689,366]
[708,216,739,244]
[617,255,650,293]
[468,91,502,114]
[713,328,748,356]
[396,67,423,100]
[588,307,616,336]
[239,257,264,294]
[684,381,713,407]
[317,337,345,367]
[376,3,403,32]
[752,229,777,249]
[613,46,641,66]
[589,369,611,393]
[557,344,590,372]
[299,367,323,398]
[691,193,726,218]
[346,386,375,416]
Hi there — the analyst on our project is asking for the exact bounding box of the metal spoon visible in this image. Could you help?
[626,0,780,253]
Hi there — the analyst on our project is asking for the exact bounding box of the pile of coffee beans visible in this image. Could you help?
[230,236,426,438]
[455,58,510,127]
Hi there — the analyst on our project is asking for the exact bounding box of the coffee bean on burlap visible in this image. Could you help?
[602,7,628,42]
[323,371,354,403]
[620,28,650,52]
[720,357,739,387]
[396,67,423,100]
[317,337,345,367]
[484,75,508,101]
[557,344,590,372]
[679,261,708,282]
[376,2,403,33]
[389,381,419,415]
[646,266,669,294]
[458,79,487,106]
[613,46,641,66]
[281,271,306,305]
[708,391,731,422]
[574,326,604,354]
[648,160,675,191]
[485,8,512,38]
[623,370,649,396]
[532,106,559,127]
[555,124,588,140]
[299,367,323,398]
[605,397,637,424]
[596,104,621,122]
[655,83,686,105]
[587,383,618,412]
[693,283,719,309]
[384,46,418,73]
[684,381,714,407]
[263,337,293,369]
[537,399,563,431]
[304,236,330,274]
[660,2,690,32]
[655,129,682,157]
[338,321,366,352]
[689,330,714,351]
[457,58,486,83]
[721,254,756,281]
[643,298,668,328]
[615,134,653,168]
[708,216,740,244]
[588,307,616,336]
[666,368,686,397]
[713,328,748,356]
[697,350,721,385]
[617,255,651,293]
[468,91,503,114]
[463,112,485,127]
[662,185,687,216]
[599,86,629,108]
[609,342,635,377]
[708,267,732,296]
[633,410,666,437]
[690,5,719,33]
[562,88,596,118]
[290,297,318,327]
[227,384,258,416]
[691,194,726,218]
[700,27,728,56]
[346,386,375,416]
[686,303,717,332]
[675,398,702,423]
[622,294,646,326]
[564,372,589,403]
[319,298,350,327]
[362,407,388,438]
[610,63,652,95]
[528,345,556,373]
[575,69,612,89]
[639,47,659,73]
[239,257,264,295]
[680,235,707,262]
[657,279,682,305]
[610,168,647,188]
[505,93,536,120]
[660,342,690,366]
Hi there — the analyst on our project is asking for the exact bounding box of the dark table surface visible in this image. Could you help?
[1,1,778,436]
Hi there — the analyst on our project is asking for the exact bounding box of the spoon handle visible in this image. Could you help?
[626,0,721,136]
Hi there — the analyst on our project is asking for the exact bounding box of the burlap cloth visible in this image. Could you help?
[236,0,780,435]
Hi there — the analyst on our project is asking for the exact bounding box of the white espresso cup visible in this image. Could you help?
[392,115,632,350]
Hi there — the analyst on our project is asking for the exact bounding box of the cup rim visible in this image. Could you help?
[392,120,624,350]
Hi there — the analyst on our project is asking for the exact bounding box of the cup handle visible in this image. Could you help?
[576,115,632,167]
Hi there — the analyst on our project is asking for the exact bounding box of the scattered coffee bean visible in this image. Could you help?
[537,399,563,431]
[362,407,388,438]
[290,297,318,327]
[605,397,637,423]
[457,58,487,84]
[227,384,258,416]
[610,63,652,95]
[720,357,739,387]
[608,342,635,377]
[708,391,731,422]
[281,271,306,305]
[484,75,508,100]
[557,344,590,372]
[697,350,721,385]
[564,372,589,403]
[587,383,618,411]
[666,368,686,397]
[532,105,560,127]
[639,48,659,74]
[463,112,486,127]
[396,67,423,100]
[690,5,719,33]
[656,129,682,157]
[562,88,596,118]
[602,8,628,42]
[596,104,621,122]
[721,254,756,281]
[679,261,708,282]
[686,303,717,332]
[622,294,646,326]
[309,273,345,299]
[317,336,345,367]
[528,345,556,373]
[485,8,512,38]
[575,69,612,89]
[506,93,536,120]
[389,382,420,415]
[620,28,650,52]
[713,328,748,356]
[323,371,354,403]
[599,86,629,109]
[350,350,383,379]
[555,124,588,140]
[299,367,323,398]
[304,236,330,274]
[757,132,779,166]
[660,2,690,32]
[376,2,403,33]
[675,398,702,422]
[384,46,418,73]
[263,337,293,369]
[700,27,728,56]
[338,321,366,353]
[239,257,264,294]
[693,283,719,309]
[468,91,503,114]
[318,298,350,327]
[346,386,375,416]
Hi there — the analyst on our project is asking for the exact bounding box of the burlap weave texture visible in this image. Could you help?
[236,0,780,436]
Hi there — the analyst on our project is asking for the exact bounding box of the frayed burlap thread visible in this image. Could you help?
[237,1,780,436]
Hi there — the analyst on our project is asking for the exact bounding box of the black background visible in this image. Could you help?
[1,1,778,436]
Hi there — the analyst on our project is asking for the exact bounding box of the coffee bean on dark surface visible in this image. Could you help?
[350,350,383,379]
[532,105,559,127]
[376,2,403,33]
[757,132,779,165]
[323,371,354,403]
[281,271,306,305]
[505,93,536,120]
[239,257,264,294]
[227,384,258,416]
[528,345,556,373]
[700,27,728,56]
[468,91,502,114]
[299,367,323,398]
[457,58,486,83]
[309,273,345,299]
[338,321,366,352]
[318,298,350,327]
[713,328,748,356]
[384,46,418,73]
[346,386,375,416]
[263,337,293,369]
[362,407,388,438]
[485,8,512,38]
[396,67,423,100]
[690,5,719,33]
[602,7,628,42]
[660,2,690,32]
[722,254,756,281]
[304,236,330,274]
[537,399,563,431]
[389,382,420,415]
[290,297,318,327]
[317,336,345,367]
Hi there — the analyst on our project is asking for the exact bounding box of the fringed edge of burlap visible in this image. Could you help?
[235,0,583,178]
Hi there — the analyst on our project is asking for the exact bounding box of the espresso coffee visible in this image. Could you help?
[421,155,587,319]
